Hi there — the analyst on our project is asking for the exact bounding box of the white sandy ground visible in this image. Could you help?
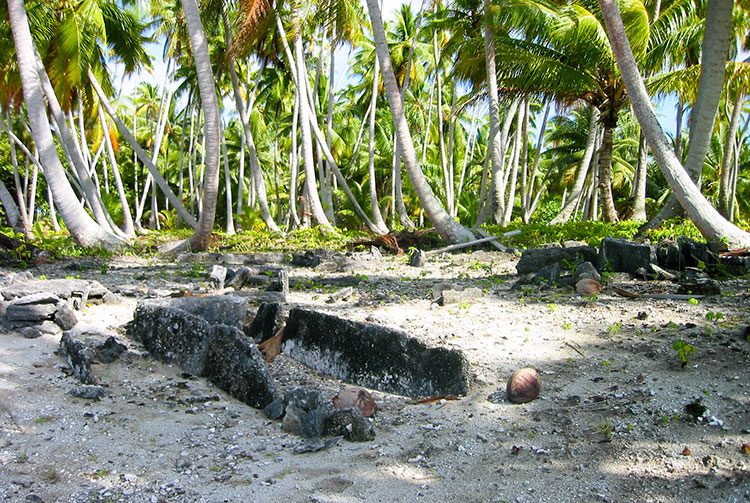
[0,250,749,503]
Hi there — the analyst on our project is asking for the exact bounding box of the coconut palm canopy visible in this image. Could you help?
[0,0,747,247]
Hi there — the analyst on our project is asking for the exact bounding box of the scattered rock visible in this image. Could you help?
[574,262,601,283]
[59,333,96,384]
[506,368,541,404]
[409,249,426,267]
[209,265,227,289]
[6,298,58,321]
[283,405,304,435]
[285,388,321,412]
[533,263,561,285]
[516,245,597,275]
[263,398,285,420]
[325,408,375,442]
[301,406,332,439]
[95,337,127,363]
[598,237,656,275]
[439,287,484,305]
[282,308,471,398]
[326,286,355,303]
[53,302,78,330]
[677,279,721,296]
[293,437,341,454]
[245,302,283,343]
[291,251,321,268]
[70,385,106,400]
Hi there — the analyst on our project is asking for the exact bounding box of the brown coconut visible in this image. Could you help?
[506,367,541,404]
[576,278,602,296]
[332,387,377,417]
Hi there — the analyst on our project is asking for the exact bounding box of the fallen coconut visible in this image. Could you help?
[506,367,541,404]
[576,278,602,296]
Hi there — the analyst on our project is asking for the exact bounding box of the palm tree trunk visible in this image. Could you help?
[366,0,474,243]
[368,52,389,232]
[0,114,31,236]
[597,124,619,222]
[631,130,649,221]
[221,127,235,235]
[641,0,733,231]
[523,100,551,222]
[89,69,197,229]
[502,107,524,225]
[97,105,135,237]
[719,90,744,217]
[600,0,750,248]
[183,0,223,250]
[550,106,600,224]
[481,0,504,225]
[8,0,123,249]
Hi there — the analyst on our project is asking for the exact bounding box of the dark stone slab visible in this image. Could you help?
[575,261,601,282]
[127,301,215,375]
[325,408,375,442]
[516,245,597,275]
[597,237,656,274]
[96,336,127,363]
[678,237,720,269]
[6,303,57,321]
[291,251,321,268]
[263,398,285,420]
[206,324,278,409]
[282,308,471,398]
[284,388,321,412]
[721,255,750,276]
[70,385,106,400]
[301,405,333,439]
[59,333,95,384]
[245,302,281,342]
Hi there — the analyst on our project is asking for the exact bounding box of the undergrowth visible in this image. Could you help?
[4,216,733,260]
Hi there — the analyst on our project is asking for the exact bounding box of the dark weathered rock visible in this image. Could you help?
[679,238,720,269]
[293,436,340,454]
[326,286,355,303]
[598,237,656,275]
[283,405,304,435]
[656,239,682,270]
[282,308,471,397]
[677,279,722,296]
[226,267,252,290]
[0,299,6,317]
[54,302,78,330]
[575,261,601,282]
[301,406,333,439]
[0,270,33,288]
[409,249,426,267]
[516,245,597,275]
[532,263,561,285]
[127,302,214,375]
[292,251,321,268]
[6,303,57,321]
[325,408,375,441]
[206,324,278,409]
[245,302,283,343]
[96,337,127,363]
[284,388,321,412]
[721,255,750,276]
[263,398,285,420]
[70,385,106,400]
[59,333,95,384]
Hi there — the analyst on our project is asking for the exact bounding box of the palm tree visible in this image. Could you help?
[599,0,750,248]
[7,0,124,249]
[366,0,474,244]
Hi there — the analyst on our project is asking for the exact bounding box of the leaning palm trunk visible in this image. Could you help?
[8,0,123,249]
[183,0,223,250]
[600,0,750,248]
[89,70,197,229]
[0,114,31,236]
[523,100,551,222]
[366,0,474,244]
[367,53,389,233]
[223,12,279,232]
[597,124,619,222]
[641,0,733,231]
[501,107,524,225]
[98,106,135,237]
[550,106,600,225]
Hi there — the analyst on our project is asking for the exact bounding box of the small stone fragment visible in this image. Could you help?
[95,337,127,363]
[506,367,541,404]
[440,287,484,306]
[293,436,341,454]
[210,265,227,289]
[325,408,375,442]
[574,261,601,283]
[54,302,78,330]
[408,249,426,267]
[301,406,331,439]
[282,405,304,435]
[284,388,321,412]
[70,385,106,400]
[263,398,285,420]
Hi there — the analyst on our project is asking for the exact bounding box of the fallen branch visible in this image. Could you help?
[612,286,705,301]
[564,341,585,356]
[425,230,521,256]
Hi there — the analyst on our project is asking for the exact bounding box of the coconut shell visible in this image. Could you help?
[576,278,602,296]
[332,387,377,417]
[506,367,541,404]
